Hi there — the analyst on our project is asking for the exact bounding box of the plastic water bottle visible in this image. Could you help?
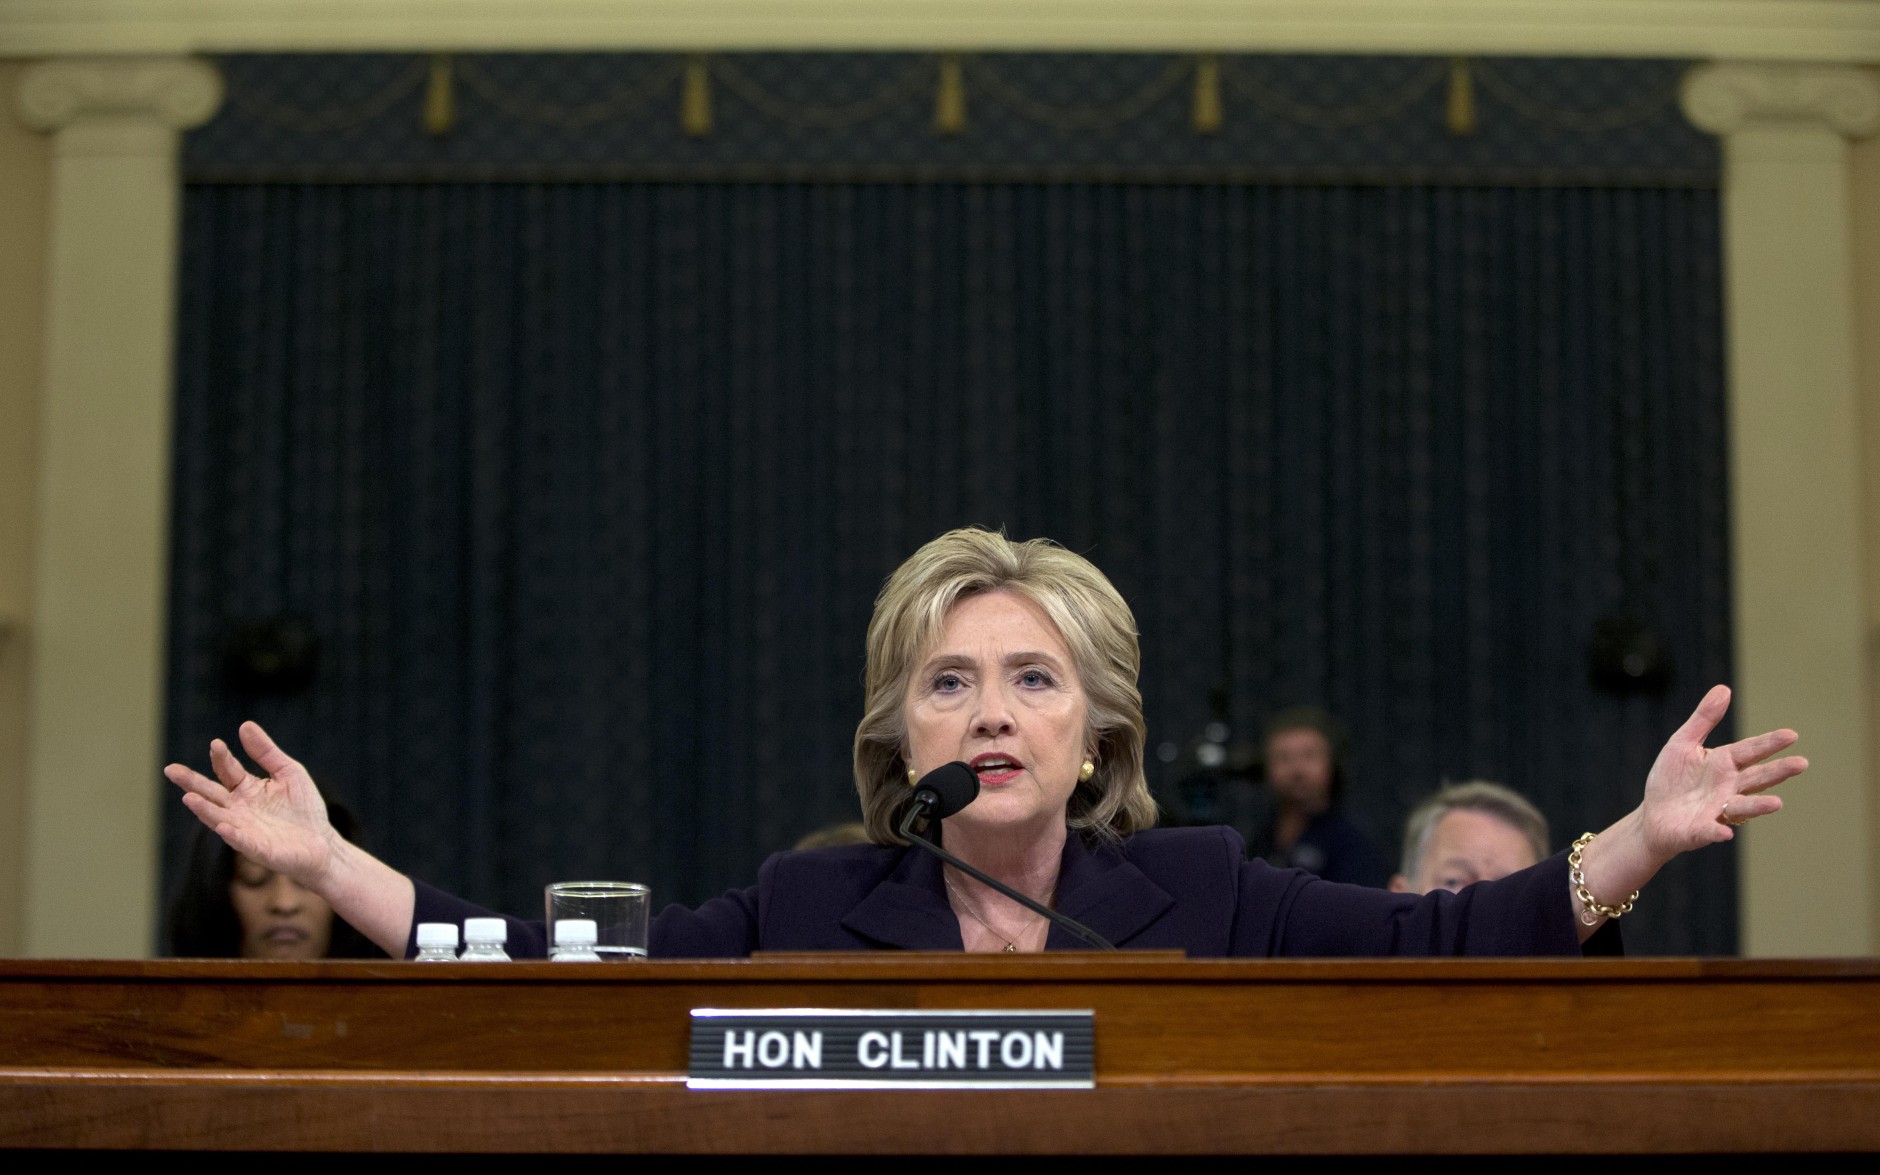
[550,919,603,962]
[414,922,459,962]
[460,917,511,962]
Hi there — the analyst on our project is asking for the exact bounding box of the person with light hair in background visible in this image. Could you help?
[1389,781,1550,896]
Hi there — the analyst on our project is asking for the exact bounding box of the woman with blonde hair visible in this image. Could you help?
[168,528,1805,956]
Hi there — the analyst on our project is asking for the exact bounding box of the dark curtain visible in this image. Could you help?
[166,181,1731,952]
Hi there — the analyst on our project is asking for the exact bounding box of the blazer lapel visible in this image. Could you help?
[840,831,1175,951]
[1047,833,1175,950]
[839,844,964,950]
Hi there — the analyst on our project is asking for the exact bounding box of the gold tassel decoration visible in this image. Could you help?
[1192,55,1223,134]
[682,54,713,136]
[423,53,455,136]
[933,54,966,135]
[1446,56,1476,135]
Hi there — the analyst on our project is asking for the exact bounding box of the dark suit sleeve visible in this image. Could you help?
[405,866,767,961]
[404,878,762,960]
[648,885,761,958]
[1233,850,1622,957]
[407,880,549,959]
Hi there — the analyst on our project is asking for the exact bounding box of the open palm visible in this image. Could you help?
[1639,685,1806,861]
[164,721,342,885]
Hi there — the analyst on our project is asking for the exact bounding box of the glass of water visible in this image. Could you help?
[545,881,650,961]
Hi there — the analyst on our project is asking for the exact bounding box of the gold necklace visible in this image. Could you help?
[943,872,1045,953]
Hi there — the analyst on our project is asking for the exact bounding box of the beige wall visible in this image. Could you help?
[1854,85,1880,952]
[0,59,48,958]
[9,57,217,959]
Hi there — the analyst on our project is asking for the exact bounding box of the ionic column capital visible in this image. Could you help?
[1682,62,1880,139]
[15,56,222,133]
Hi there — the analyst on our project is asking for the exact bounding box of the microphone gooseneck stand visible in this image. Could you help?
[898,763,1117,952]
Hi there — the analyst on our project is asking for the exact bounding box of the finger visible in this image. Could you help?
[238,721,304,781]
[1671,684,1732,748]
[1729,728,1798,768]
[164,762,231,806]
[208,738,253,792]
[1737,755,1808,795]
[179,789,232,828]
[1720,794,1784,825]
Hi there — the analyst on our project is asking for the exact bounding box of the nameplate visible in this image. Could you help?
[687,1008,1095,1089]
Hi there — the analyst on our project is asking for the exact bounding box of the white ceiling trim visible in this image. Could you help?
[2,0,1878,62]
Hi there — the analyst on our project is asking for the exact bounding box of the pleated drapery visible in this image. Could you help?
[166,181,1732,952]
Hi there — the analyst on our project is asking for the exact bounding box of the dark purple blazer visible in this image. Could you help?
[407,825,1618,959]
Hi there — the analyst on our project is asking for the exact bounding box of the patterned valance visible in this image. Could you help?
[184,53,1717,186]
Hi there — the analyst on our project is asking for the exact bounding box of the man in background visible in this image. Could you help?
[1388,780,1549,895]
[1253,707,1388,887]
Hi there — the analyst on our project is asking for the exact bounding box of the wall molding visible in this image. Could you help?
[2,0,1879,62]
[1684,62,1880,137]
[16,56,221,131]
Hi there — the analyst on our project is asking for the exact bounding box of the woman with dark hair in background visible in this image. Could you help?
[167,800,383,959]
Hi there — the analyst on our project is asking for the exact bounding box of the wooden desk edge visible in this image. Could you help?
[4,1072,1877,1153]
[6,955,1878,983]
[4,958,1875,1153]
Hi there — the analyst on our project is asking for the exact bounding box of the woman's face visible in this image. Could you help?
[903,589,1093,838]
[229,854,334,960]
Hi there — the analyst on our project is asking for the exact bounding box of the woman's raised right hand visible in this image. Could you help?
[165,721,343,888]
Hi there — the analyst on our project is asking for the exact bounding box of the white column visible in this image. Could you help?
[13,57,221,957]
[1683,63,1880,956]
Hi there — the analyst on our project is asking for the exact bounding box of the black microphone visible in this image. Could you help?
[898,762,1116,951]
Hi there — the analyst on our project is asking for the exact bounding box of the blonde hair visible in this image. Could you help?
[854,528,1156,844]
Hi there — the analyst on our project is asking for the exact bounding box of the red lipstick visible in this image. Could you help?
[969,752,1024,786]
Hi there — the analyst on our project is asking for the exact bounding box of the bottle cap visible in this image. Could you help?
[416,922,459,949]
[463,917,507,945]
[554,919,598,947]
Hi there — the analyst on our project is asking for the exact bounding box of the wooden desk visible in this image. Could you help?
[2,956,1875,1152]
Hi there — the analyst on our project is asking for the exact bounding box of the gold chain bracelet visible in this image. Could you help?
[1567,831,1639,927]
